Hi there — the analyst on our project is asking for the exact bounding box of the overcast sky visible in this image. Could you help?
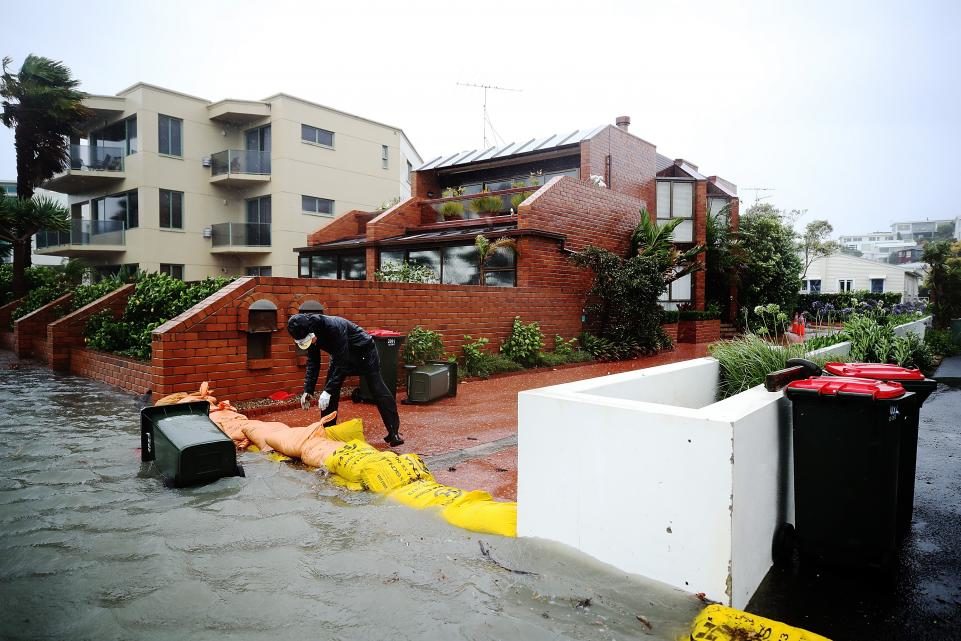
[3,0,959,236]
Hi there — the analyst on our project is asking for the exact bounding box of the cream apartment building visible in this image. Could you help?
[38,83,421,279]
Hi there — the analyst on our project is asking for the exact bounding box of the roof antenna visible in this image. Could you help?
[743,187,775,204]
[457,82,522,148]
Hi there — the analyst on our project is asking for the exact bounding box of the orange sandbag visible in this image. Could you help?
[301,433,344,468]
[154,392,189,406]
[242,421,290,451]
[177,393,218,405]
[209,409,247,424]
[264,424,324,459]
[216,418,249,445]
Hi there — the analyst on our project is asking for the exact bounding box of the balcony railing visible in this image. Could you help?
[68,144,125,172]
[36,219,125,249]
[210,150,271,177]
[423,186,537,222]
[210,222,271,247]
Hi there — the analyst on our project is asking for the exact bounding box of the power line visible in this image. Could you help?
[456,82,522,148]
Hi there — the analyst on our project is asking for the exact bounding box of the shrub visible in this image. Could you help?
[69,276,124,311]
[84,273,231,360]
[461,335,522,378]
[796,291,901,314]
[736,207,803,322]
[661,310,679,324]
[843,315,932,371]
[374,261,438,283]
[10,266,74,322]
[579,331,643,361]
[403,325,444,365]
[925,328,961,357]
[500,316,544,368]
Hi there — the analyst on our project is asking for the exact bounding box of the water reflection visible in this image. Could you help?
[0,355,700,640]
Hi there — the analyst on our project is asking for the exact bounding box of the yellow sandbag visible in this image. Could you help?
[324,418,365,443]
[388,480,468,509]
[243,421,289,451]
[359,452,434,494]
[690,604,831,641]
[441,495,517,538]
[323,440,387,483]
[329,475,365,492]
[264,424,320,459]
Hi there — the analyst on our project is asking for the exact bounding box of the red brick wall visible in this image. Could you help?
[306,210,375,246]
[47,284,135,372]
[678,319,721,344]
[365,198,421,242]
[411,170,441,199]
[71,348,156,395]
[14,292,73,360]
[151,276,587,402]
[0,297,23,331]
[579,125,657,206]
[519,176,644,257]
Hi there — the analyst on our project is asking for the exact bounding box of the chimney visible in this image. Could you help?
[615,115,630,132]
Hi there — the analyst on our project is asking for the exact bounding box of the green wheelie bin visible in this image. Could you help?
[823,363,937,541]
[352,329,405,403]
[782,376,914,573]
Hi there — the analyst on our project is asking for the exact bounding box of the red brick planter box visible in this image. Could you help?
[662,322,678,344]
[678,319,720,344]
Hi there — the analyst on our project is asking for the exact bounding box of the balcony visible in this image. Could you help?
[422,186,539,223]
[209,222,271,253]
[207,100,270,125]
[43,145,125,193]
[35,219,125,257]
[209,150,271,187]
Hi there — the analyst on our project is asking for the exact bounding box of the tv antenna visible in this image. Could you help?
[743,187,775,203]
[457,81,522,148]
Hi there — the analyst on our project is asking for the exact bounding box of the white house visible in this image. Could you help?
[801,252,921,300]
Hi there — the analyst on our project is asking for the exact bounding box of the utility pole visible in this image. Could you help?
[742,187,775,204]
[456,82,522,148]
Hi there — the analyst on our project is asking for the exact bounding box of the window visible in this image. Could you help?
[839,279,853,292]
[658,272,692,309]
[801,280,808,292]
[809,279,821,293]
[158,115,183,156]
[871,278,885,293]
[302,195,334,216]
[376,243,517,287]
[300,253,366,280]
[246,196,272,246]
[655,180,694,242]
[160,264,184,280]
[125,116,137,155]
[97,190,138,229]
[246,266,272,276]
[382,145,389,169]
[159,190,184,229]
[302,124,334,147]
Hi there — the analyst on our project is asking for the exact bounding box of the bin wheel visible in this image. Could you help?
[772,523,798,568]
[162,476,176,489]
[351,388,363,403]
[234,464,246,478]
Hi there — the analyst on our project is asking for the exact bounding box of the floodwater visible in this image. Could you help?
[0,356,701,641]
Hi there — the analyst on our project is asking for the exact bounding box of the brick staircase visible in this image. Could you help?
[720,322,739,340]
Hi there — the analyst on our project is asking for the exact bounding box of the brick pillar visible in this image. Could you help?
[47,284,135,372]
[693,180,708,310]
[14,292,73,360]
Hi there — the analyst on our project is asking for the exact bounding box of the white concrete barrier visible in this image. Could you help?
[518,358,790,609]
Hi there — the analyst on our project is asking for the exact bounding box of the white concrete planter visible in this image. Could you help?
[517,357,789,609]
[517,315,933,609]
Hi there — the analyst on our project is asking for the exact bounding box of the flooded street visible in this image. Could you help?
[0,355,701,641]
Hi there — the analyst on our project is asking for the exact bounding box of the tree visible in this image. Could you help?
[0,195,71,297]
[923,240,961,329]
[705,202,735,317]
[474,235,517,285]
[1,54,90,296]
[629,209,704,286]
[799,219,839,277]
[733,204,803,322]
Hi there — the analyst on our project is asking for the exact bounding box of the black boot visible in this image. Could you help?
[384,431,404,447]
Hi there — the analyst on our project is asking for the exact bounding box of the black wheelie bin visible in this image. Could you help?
[782,376,914,573]
[822,362,937,541]
[353,329,405,403]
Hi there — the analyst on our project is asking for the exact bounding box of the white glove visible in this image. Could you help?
[300,392,313,410]
[318,391,331,411]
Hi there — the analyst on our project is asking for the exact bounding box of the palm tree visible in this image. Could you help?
[0,195,71,297]
[629,208,705,287]
[474,234,517,285]
[1,54,89,296]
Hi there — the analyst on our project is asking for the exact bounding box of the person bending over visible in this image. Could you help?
[287,313,404,447]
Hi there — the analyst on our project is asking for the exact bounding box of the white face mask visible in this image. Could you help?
[294,332,315,350]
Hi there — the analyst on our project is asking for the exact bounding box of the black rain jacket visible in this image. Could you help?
[301,315,375,395]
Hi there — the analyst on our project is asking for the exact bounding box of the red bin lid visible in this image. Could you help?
[823,362,925,381]
[785,376,906,399]
[368,329,404,338]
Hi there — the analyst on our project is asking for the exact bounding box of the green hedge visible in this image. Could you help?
[679,309,720,321]
[797,290,901,313]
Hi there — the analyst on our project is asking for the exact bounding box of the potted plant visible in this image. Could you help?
[469,189,504,216]
[439,187,465,221]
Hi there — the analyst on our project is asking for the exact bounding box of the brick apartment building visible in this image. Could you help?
[297,116,739,312]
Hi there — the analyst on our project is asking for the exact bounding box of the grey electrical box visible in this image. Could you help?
[405,362,457,404]
[141,401,243,487]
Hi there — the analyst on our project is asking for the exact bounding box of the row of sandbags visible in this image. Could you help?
[154,384,517,537]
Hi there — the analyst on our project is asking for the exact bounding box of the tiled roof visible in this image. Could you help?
[416,125,607,171]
